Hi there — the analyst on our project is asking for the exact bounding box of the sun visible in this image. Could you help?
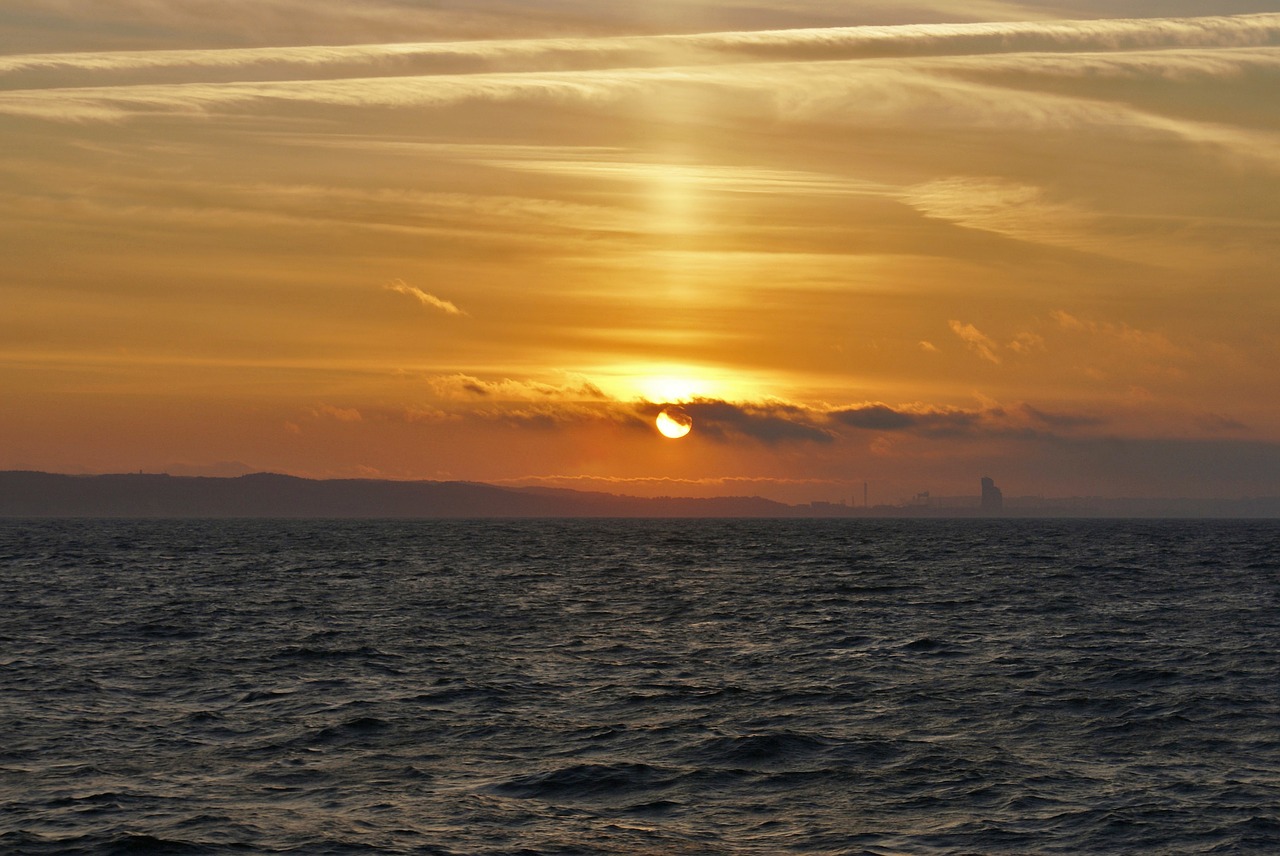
[655,406,693,439]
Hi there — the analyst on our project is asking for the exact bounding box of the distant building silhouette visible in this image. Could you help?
[981,476,1003,513]
[907,490,931,508]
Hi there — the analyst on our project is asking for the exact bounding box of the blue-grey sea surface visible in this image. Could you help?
[1,518,1278,854]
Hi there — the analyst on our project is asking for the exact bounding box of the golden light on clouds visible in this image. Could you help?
[3,3,1280,502]
[604,368,726,404]
[384,280,466,316]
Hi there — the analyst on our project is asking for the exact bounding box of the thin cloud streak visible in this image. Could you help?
[5,40,1278,178]
[3,13,1277,77]
[384,280,465,316]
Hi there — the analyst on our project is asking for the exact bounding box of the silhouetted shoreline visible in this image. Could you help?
[3,471,1278,518]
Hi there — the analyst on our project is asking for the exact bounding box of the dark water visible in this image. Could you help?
[1,518,1278,855]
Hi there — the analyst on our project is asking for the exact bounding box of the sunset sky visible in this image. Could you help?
[3,1,1279,504]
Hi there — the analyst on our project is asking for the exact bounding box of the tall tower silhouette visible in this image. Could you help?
[981,476,1003,513]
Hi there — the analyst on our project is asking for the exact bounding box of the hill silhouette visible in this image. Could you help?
[0,471,795,518]
[5,471,1279,518]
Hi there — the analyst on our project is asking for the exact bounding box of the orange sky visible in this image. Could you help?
[3,2,1280,504]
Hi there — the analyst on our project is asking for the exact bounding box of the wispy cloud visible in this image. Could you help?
[426,374,607,401]
[1051,310,1183,359]
[949,320,1002,364]
[384,279,465,316]
[5,13,1278,77]
[5,12,1280,176]
[902,178,1097,249]
[313,404,363,422]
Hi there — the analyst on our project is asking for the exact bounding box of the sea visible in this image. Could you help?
[1,518,1278,855]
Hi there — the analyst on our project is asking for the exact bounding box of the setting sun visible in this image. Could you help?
[655,407,693,439]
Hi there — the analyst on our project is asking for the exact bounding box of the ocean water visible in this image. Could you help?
[1,518,1278,855]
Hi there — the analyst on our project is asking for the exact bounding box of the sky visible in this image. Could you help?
[3,1,1280,505]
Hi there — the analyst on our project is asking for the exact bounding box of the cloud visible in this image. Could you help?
[1050,310,1185,359]
[830,403,986,437]
[1051,309,1088,332]
[6,10,1280,185]
[6,13,1279,77]
[478,158,877,198]
[427,374,608,401]
[692,14,1280,62]
[331,396,642,432]
[949,320,1001,364]
[384,279,465,316]
[1008,332,1045,354]
[485,403,646,431]
[390,389,837,444]
[638,396,1021,443]
[402,391,1115,446]
[396,407,462,424]
[683,398,835,444]
[0,69,608,121]
[830,403,918,430]
[901,178,1101,250]
[825,399,1123,441]
[314,404,363,422]
[0,0,613,54]
[1020,404,1105,429]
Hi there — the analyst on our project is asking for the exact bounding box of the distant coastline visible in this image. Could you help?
[2,471,1279,519]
